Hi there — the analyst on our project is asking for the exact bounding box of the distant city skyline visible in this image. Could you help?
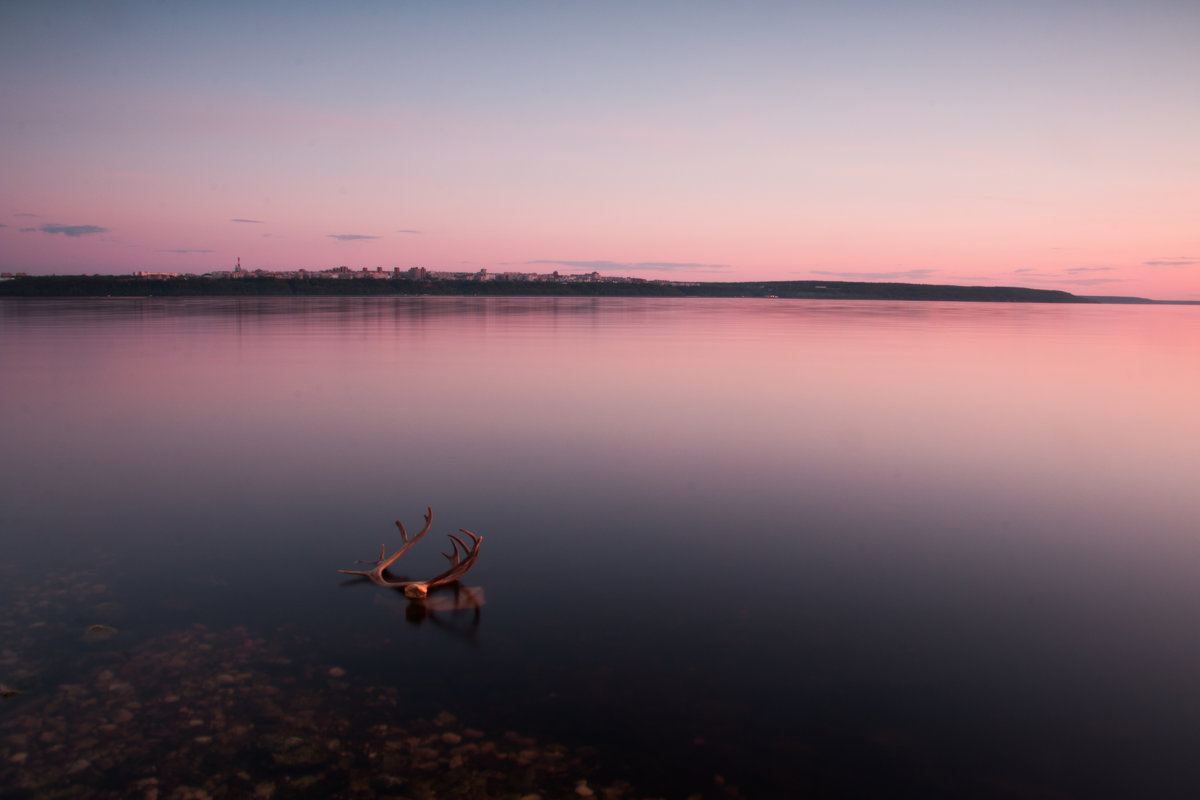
[2,0,1198,300]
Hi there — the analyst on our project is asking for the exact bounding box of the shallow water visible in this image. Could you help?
[2,296,1199,797]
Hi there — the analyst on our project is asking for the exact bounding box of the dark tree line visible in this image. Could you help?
[0,275,1091,303]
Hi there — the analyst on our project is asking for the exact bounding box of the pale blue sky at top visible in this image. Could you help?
[2,0,1198,298]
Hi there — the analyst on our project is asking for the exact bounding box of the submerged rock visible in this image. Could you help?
[259,733,332,768]
[83,624,118,642]
[0,602,664,800]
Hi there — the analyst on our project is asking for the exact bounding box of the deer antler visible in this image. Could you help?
[339,507,482,600]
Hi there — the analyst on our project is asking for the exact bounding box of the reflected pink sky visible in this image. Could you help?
[2,3,1198,300]
[4,298,1198,548]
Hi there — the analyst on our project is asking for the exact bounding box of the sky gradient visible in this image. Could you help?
[2,0,1198,299]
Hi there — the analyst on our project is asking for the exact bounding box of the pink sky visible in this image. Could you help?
[2,1,1198,299]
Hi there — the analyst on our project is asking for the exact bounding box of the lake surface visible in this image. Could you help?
[2,296,1199,798]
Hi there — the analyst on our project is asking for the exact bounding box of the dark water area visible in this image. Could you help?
[2,296,1199,798]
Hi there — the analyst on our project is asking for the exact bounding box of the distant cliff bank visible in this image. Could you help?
[0,275,1102,303]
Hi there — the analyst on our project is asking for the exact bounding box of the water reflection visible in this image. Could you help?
[2,297,1200,797]
[382,585,486,644]
[344,574,486,645]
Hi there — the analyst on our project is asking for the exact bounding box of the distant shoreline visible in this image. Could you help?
[0,274,1169,303]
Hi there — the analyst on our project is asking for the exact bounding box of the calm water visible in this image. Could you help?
[2,296,1199,798]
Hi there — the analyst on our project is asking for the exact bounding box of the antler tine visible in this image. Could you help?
[339,507,434,581]
[373,506,433,572]
[427,529,482,589]
[440,536,464,567]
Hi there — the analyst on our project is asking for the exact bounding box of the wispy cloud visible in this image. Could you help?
[13,213,39,218]
[157,249,215,254]
[396,228,422,234]
[328,234,380,241]
[528,259,731,273]
[1057,277,1125,286]
[1145,257,1196,267]
[24,223,109,237]
[231,218,264,224]
[811,269,936,281]
[1011,269,1124,287]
